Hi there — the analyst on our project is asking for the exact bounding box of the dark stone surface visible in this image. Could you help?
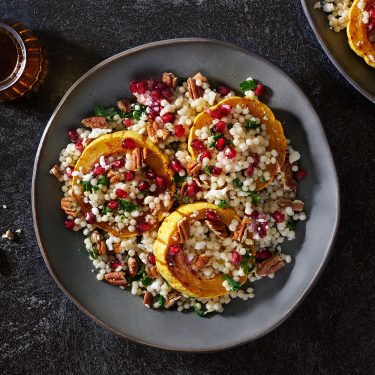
[0,0,374,374]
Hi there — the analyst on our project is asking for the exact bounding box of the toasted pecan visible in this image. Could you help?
[116,99,131,113]
[61,197,79,217]
[292,200,304,212]
[162,72,177,88]
[232,217,252,243]
[281,161,297,193]
[104,271,126,286]
[49,164,62,179]
[107,169,122,184]
[176,217,190,243]
[256,255,284,276]
[127,257,138,277]
[195,255,210,270]
[81,116,108,129]
[186,161,201,177]
[145,266,159,279]
[277,196,292,207]
[164,291,181,308]
[205,220,228,239]
[131,148,142,171]
[143,292,153,308]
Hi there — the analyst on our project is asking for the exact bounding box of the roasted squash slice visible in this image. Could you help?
[72,130,175,238]
[153,202,255,298]
[188,97,286,191]
[347,0,375,68]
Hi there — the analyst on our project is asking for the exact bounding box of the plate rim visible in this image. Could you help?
[300,0,375,104]
[32,37,340,352]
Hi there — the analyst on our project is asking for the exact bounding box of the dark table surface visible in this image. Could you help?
[1,0,374,374]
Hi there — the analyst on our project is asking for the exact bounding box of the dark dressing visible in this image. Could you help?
[0,29,18,82]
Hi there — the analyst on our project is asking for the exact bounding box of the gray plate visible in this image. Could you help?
[301,0,375,103]
[32,38,339,352]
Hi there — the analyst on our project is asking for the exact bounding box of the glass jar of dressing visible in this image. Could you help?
[0,20,44,102]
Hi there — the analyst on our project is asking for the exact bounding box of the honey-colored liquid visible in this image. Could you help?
[0,29,18,82]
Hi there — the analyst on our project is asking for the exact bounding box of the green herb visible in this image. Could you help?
[98,175,109,186]
[80,180,92,192]
[216,200,228,209]
[239,79,256,93]
[222,274,241,291]
[94,105,119,119]
[182,197,191,204]
[194,304,212,317]
[233,178,242,189]
[248,191,261,204]
[92,185,99,192]
[137,265,152,286]
[208,133,223,148]
[158,295,166,308]
[204,166,213,176]
[169,141,181,152]
[88,248,98,260]
[286,219,296,231]
[245,119,259,129]
[132,110,142,121]
[101,205,112,215]
[173,173,187,184]
[119,199,138,212]
[131,104,147,121]
[240,251,255,274]
[260,176,268,183]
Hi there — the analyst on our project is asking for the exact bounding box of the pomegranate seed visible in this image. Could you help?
[199,150,212,161]
[144,168,156,179]
[93,166,105,176]
[205,210,218,222]
[110,260,122,270]
[138,181,150,191]
[211,166,222,176]
[75,140,84,152]
[151,90,163,101]
[250,210,260,219]
[252,153,260,166]
[245,165,254,177]
[214,121,226,133]
[122,118,132,127]
[137,222,152,232]
[215,137,226,151]
[162,112,175,123]
[231,251,242,265]
[170,159,183,172]
[255,83,265,97]
[224,146,237,159]
[129,80,137,94]
[186,185,197,196]
[148,254,156,265]
[124,170,136,181]
[122,138,137,149]
[156,176,166,187]
[146,79,157,90]
[206,104,232,119]
[65,167,73,178]
[148,110,157,120]
[295,169,307,180]
[175,124,185,137]
[220,104,232,115]
[191,139,206,151]
[272,211,285,223]
[258,222,268,238]
[112,159,125,169]
[256,250,272,261]
[162,88,173,98]
[169,245,181,255]
[68,130,78,142]
[217,85,230,96]
[108,200,119,210]
[136,81,147,94]
[65,219,74,230]
[115,189,128,198]
[85,211,96,224]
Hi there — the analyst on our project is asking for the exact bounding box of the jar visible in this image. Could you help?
[0,20,44,102]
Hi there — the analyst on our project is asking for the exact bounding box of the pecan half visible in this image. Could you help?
[176,217,190,243]
[186,161,201,177]
[145,266,159,279]
[256,255,285,277]
[127,257,138,277]
[49,164,62,179]
[232,217,252,243]
[281,161,297,193]
[107,169,121,184]
[195,255,210,270]
[205,220,228,239]
[131,148,142,171]
[277,196,292,207]
[143,292,153,308]
[116,99,131,113]
[90,230,107,255]
[81,116,108,129]
[187,77,204,99]
[142,147,151,161]
[104,271,126,286]
[292,200,304,212]
[162,72,177,88]
[60,197,79,217]
[180,182,189,197]
[146,121,169,143]
[165,291,181,309]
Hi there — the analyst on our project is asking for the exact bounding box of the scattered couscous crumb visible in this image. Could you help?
[315,0,353,32]
[2,230,15,241]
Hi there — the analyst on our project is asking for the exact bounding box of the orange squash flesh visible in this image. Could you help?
[153,202,255,298]
[188,97,286,191]
[72,130,175,238]
[347,0,375,68]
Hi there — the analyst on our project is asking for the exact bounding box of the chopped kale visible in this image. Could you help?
[101,204,112,215]
[204,166,213,176]
[222,274,241,291]
[88,248,98,260]
[182,197,191,204]
[233,178,243,189]
[98,175,110,186]
[245,119,259,129]
[173,173,187,184]
[248,191,261,204]
[137,265,152,287]
[94,105,119,119]
[80,180,92,192]
[216,200,228,209]
[157,295,166,308]
[169,141,181,152]
[194,304,212,317]
[239,79,256,93]
[286,219,297,231]
[119,199,138,212]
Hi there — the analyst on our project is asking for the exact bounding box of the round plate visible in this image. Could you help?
[32,38,339,352]
[301,0,375,104]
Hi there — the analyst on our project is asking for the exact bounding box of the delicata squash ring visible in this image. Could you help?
[347,0,375,68]
[72,130,175,238]
[188,96,286,191]
[153,202,254,298]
